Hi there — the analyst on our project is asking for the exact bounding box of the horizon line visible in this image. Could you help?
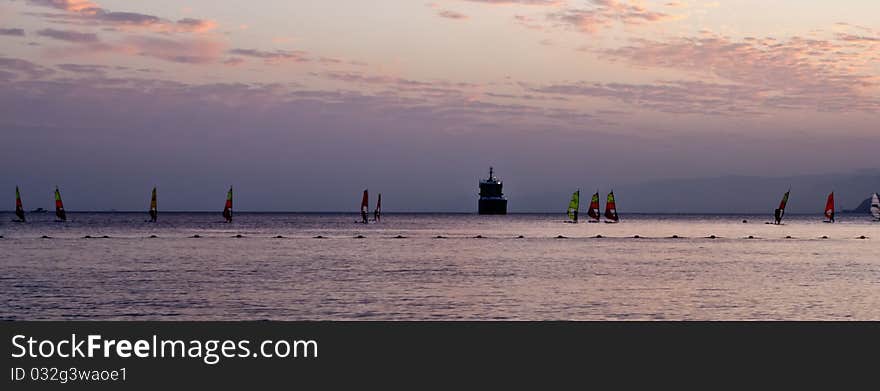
[0,210,869,215]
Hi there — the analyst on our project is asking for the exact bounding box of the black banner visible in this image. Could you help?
[3,322,878,388]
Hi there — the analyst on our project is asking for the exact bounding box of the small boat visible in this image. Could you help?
[871,193,880,221]
[222,186,233,223]
[373,193,381,222]
[54,186,66,222]
[566,189,579,223]
[360,189,369,224]
[604,191,619,223]
[587,191,600,223]
[148,187,158,222]
[14,186,25,222]
[823,192,834,223]
[772,189,790,225]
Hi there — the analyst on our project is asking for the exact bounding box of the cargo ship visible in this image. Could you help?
[478,167,507,215]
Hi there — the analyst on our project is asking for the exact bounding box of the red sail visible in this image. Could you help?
[222,186,233,223]
[587,192,600,221]
[778,191,790,210]
[604,191,619,222]
[15,186,25,222]
[824,192,834,221]
[54,187,66,221]
[361,190,369,213]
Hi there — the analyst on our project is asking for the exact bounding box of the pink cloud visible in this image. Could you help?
[26,0,218,34]
[549,0,680,34]
[28,0,98,12]
[600,35,877,92]
[550,33,880,114]
[462,0,562,5]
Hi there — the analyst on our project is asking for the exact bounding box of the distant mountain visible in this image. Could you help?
[844,195,877,213]
[609,170,880,214]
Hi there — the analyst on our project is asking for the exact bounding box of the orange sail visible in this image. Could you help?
[824,192,834,222]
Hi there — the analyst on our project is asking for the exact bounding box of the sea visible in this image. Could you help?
[1,212,878,320]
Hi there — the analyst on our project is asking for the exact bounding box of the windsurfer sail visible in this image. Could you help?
[871,193,880,221]
[587,191,600,223]
[604,191,619,223]
[14,186,25,222]
[824,192,834,223]
[566,189,579,223]
[373,193,381,222]
[361,190,369,224]
[149,187,158,222]
[774,190,790,225]
[223,186,233,223]
[54,186,66,222]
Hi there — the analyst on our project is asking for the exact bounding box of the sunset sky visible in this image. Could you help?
[1,0,878,211]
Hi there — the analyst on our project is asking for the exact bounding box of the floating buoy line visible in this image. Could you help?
[0,233,872,240]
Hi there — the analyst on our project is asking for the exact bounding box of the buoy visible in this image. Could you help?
[313,235,325,239]
[785,235,793,239]
[594,234,603,238]
[747,235,754,239]
[355,235,365,239]
[394,235,406,239]
[671,235,679,238]
[633,235,640,238]
[821,235,828,239]
[858,235,867,239]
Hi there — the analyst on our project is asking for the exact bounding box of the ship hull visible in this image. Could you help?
[478,199,507,215]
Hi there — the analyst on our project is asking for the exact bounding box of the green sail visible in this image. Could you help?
[567,190,579,222]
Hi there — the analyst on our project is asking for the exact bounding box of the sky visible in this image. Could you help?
[0,0,878,212]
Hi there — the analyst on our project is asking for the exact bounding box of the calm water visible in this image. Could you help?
[2,212,879,320]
